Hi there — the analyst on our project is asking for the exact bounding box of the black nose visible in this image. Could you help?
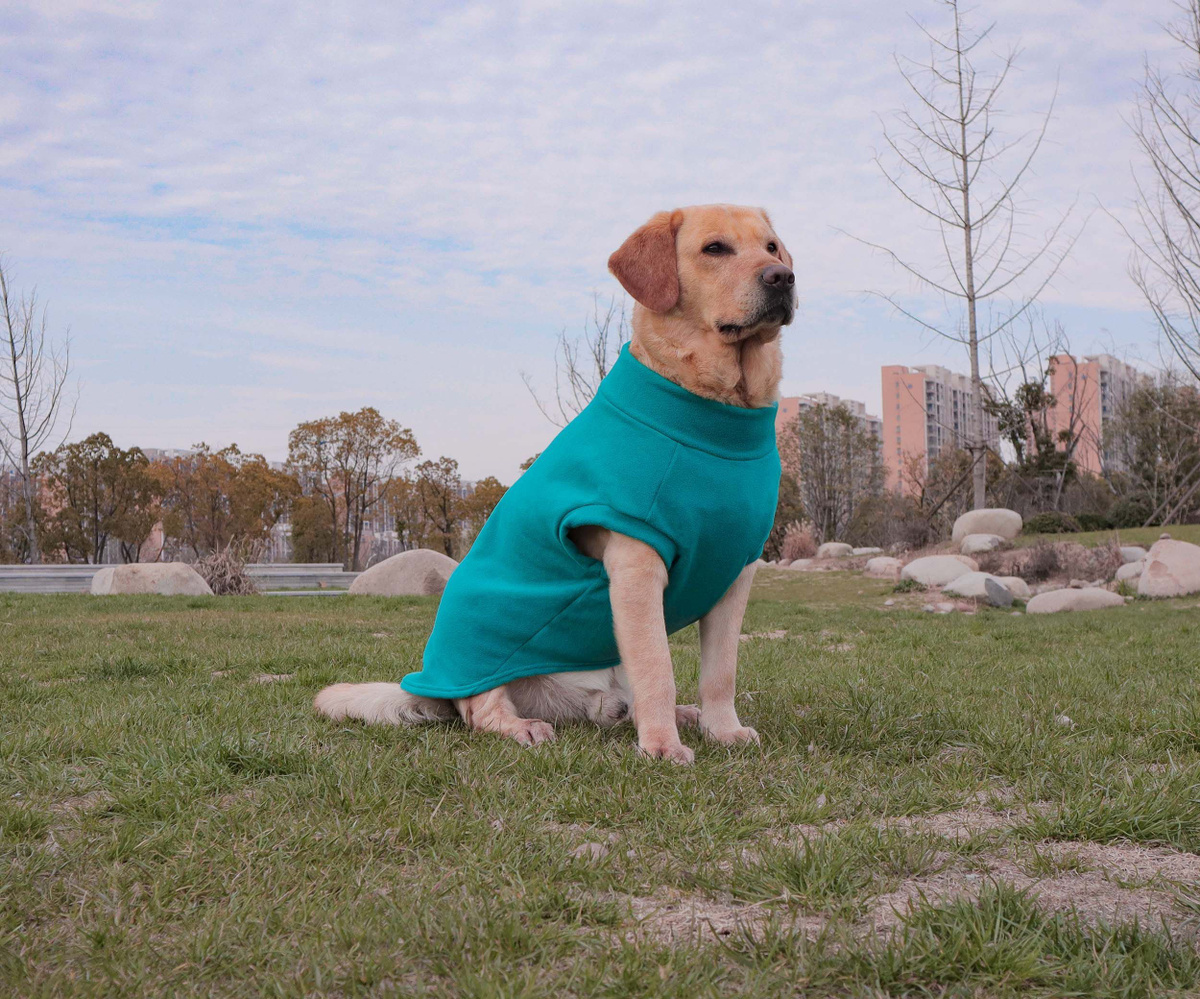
[760,264,795,291]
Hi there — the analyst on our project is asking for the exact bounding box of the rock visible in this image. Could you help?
[1025,588,1126,614]
[1055,714,1077,730]
[959,533,1003,555]
[816,542,854,558]
[349,549,459,596]
[852,547,883,556]
[784,559,813,570]
[1137,538,1200,598]
[1160,532,1172,540]
[942,571,1013,606]
[901,555,976,586]
[996,576,1032,601]
[951,508,1023,543]
[1120,546,1147,564]
[952,555,980,569]
[883,598,895,606]
[864,556,903,579]
[90,562,213,596]
[935,601,956,613]
[776,558,792,567]
[1115,560,1145,582]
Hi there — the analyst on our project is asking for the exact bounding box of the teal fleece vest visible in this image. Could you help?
[400,344,781,700]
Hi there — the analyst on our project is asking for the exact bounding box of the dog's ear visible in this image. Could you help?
[608,210,682,313]
[759,208,793,268]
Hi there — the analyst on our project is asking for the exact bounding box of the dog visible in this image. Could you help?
[315,204,794,764]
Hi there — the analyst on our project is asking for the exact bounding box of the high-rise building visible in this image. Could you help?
[881,364,1000,492]
[1045,353,1147,475]
[776,393,882,439]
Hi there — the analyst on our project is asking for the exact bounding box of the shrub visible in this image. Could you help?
[1015,541,1061,581]
[1022,511,1081,535]
[1108,495,1155,529]
[1075,512,1112,532]
[780,522,817,561]
[1056,540,1122,582]
[194,548,258,596]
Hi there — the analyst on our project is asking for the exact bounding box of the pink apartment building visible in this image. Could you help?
[881,364,1000,493]
[776,392,882,439]
[1045,353,1146,475]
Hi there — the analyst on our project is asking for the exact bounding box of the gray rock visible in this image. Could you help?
[91,562,213,596]
[1119,546,1148,564]
[996,576,1032,601]
[901,555,977,587]
[816,542,854,558]
[1026,588,1126,614]
[349,549,459,596]
[1115,560,1145,582]
[864,556,903,579]
[960,533,1004,555]
[1138,538,1200,598]
[851,547,883,556]
[942,571,1014,607]
[951,508,1023,543]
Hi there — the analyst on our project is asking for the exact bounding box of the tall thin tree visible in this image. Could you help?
[0,258,75,563]
[1129,0,1200,382]
[852,0,1079,508]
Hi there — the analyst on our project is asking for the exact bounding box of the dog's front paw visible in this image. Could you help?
[675,704,702,728]
[637,734,695,765]
[703,723,760,746]
[510,719,556,747]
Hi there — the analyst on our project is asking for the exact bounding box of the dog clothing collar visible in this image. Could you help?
[598,344,778,460]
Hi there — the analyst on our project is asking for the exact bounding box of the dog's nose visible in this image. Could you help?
[760,264,795,291]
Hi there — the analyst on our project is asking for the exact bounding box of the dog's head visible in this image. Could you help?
[607,204,795,344]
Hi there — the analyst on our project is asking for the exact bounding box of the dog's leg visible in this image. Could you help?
[455,685,556,747]
[697,563,759,745]
[600,533,693,764]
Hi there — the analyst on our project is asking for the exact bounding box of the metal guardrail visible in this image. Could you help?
[0,563,360,594]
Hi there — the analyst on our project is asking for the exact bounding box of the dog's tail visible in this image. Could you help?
[313,682,456,726]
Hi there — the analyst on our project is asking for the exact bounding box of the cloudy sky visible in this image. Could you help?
[0,0,1183,479]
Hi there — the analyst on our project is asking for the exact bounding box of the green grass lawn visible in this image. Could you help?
[1010,523,1200,550]
[3,578,1200,997]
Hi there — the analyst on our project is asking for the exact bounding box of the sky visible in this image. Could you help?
[0,0,1185,480]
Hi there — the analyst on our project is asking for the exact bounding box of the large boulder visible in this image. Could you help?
[960,533,1004,555]
[1120,546,1148,564]
[942,571,1013,607]
[1026,588,1126,614]
[816,542,854,558]
[349,549,459,596]
[864,556,903,579]
[996,576,1032,601]
[951,508,1023,543]
[852,547,883,556]
[1137,539,1200,598]
[901,555,977,587]
[91,562,213,596]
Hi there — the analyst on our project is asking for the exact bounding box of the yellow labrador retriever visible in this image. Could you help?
[316,204,794,764]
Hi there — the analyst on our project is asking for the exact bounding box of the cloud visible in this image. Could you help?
[0,0,1182,476]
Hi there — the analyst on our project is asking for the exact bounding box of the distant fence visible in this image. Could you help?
[0,563,359,594]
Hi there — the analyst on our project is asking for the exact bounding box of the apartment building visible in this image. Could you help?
[881,364,1000,492]
[1045,353,1147,475]
[776,392,883,439]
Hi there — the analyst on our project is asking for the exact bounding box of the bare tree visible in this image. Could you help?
[851,0,1080,509]
[0,258,75,563]
[779,404,883,544]
[984,314,1100,510]
[1129,0,1200,382]
[522,293,630,427]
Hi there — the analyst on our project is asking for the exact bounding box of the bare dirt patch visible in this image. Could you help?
[866,841,1200,933]
[252,672,294,683]
[614,888,827,943]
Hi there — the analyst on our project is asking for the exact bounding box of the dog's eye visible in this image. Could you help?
[703,241,729,255]
[767,241,778,254]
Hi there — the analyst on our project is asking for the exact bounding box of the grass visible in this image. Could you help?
[1010,523,1200,550]
[2,574,1200,996]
